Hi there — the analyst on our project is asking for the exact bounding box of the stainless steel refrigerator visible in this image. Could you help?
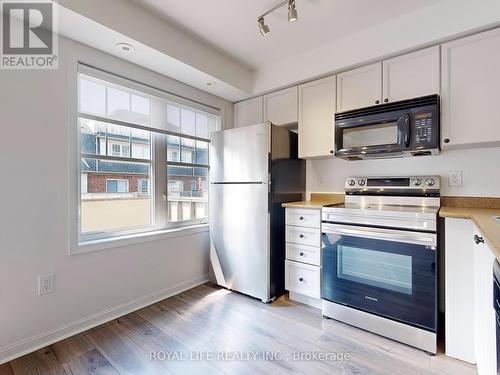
[209,122,305,302]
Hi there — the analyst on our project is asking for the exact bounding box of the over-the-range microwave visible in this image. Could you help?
[334,95,440,160]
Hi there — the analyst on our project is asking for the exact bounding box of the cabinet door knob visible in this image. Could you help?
[443,138,450,144]
[299,234,304,238]
[299,216,304,220]
[299,252,304,256]
[474,234,485,244]
[375,100,380,104]
[298,277,304,282]
[330,150,334,154]
[384,98,389,103]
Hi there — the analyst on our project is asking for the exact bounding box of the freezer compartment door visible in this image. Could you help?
[210,123,270,183]
[209,183,270,301]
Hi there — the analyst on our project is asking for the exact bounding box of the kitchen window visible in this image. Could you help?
[77,65,220,245]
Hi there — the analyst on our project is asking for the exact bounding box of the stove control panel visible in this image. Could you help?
[345,176,441,192]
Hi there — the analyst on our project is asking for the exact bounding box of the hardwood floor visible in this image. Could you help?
[2,283,477,374]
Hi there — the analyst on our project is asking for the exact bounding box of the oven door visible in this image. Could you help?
[322,223,437,331]
[335,111,411,157]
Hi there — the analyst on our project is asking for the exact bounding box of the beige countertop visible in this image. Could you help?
[281,193,344,209]
[439,197,500,261]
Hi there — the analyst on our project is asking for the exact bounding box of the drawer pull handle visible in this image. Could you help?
[299,234,304,238]
[299,216,304,220]
[298,277,304,282]
[299,252,304,256]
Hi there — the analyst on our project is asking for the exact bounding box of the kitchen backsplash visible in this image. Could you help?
[307,146,500,197]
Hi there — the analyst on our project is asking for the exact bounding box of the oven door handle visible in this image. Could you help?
[322,223,436,248]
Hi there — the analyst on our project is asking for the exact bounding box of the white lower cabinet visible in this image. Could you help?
[445,218,476,363]
[445,218,497,374]
[473,224,497,375]
[285,208,321,228]
[286,243,320,266]
[285,225,321,247]
[284,207,322,308]
[285,260,320,298]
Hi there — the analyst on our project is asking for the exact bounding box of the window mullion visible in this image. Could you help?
[154,133,167,229]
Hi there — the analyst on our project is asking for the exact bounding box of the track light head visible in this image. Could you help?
[288,0,298,22]
[257,0,298,36]
[258,17,270,37]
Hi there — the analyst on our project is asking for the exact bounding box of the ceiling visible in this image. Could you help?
[134,0,441,71]
[57,0,500,101]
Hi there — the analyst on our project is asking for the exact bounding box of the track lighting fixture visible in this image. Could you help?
[258,17,270,37]
[288,0,298,22]
[257,0,298,37]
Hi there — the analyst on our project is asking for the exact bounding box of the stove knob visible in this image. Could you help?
[358,179,366,186]
[348,179,356,187]
[426,178,435,186]
[413,178,422,186]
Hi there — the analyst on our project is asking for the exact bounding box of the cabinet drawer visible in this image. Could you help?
[286,226,321,247]
[285,260,320,298]
[286,243,320,266]
[286,208,320,228]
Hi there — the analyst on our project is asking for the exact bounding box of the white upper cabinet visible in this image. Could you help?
[383,46,440,103]
[298,76,336,159]
[263,86,298,126]
[442,28,500,149]
[234,96,263,128]
[337,49,440,113]
[337,62,382,112]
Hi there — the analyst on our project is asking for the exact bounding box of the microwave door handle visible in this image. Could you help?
[402,113,411,148]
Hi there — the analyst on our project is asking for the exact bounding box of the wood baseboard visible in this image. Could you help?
[0,275,209,365]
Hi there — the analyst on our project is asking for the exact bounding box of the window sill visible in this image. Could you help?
[72,224,209,255]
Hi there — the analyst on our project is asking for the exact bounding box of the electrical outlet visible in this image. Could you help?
[38,274,54,296]
[448,171,463,187]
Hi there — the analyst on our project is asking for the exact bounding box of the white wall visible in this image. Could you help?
[307,147,500,197]
[0,35,232,362]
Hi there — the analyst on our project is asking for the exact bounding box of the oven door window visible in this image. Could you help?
[342,122,399,149]
[322,232,436,331]
[337,245,412,295]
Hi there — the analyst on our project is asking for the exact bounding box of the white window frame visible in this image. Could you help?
[74,64,220,252]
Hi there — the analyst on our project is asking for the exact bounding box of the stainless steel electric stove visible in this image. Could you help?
[321,176,440,354]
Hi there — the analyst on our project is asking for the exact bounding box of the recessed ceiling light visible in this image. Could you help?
[116,43,135,52]
[205,81,216,87]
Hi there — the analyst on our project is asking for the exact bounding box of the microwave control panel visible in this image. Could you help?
[413,111,437,147]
